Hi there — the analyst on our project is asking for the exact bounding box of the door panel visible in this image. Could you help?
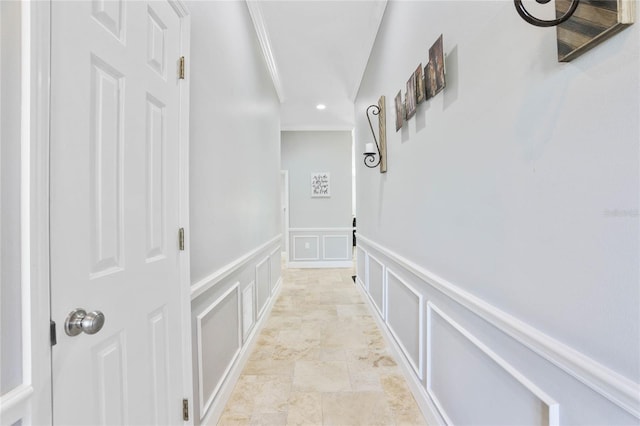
[50,1,186,424]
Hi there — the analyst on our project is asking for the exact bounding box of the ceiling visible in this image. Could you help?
[247,0,388,130]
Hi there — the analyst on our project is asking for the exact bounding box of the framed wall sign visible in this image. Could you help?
[311,172,330,197]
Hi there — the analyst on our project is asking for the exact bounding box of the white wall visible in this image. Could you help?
[281,131,353,266]
[187,1,282,423]
[188,1,281,284]
[355,1,639,424]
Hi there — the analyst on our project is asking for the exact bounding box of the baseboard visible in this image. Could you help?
[199,280,283,426]
[287,260,353,269]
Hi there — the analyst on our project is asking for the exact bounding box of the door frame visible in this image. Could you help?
[0,1,193,424]
[171,2,195,421]
[280,170,290,267]
[0,1,52,424]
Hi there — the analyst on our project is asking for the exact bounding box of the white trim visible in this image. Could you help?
[0,385,34,425]
[292,235,320,261]
[281,125,355,132]
[426,302,560,426]
[272,276,282,292]
[269,247,280,295]
[364,249,370,291]
[288,260,353,269]
[199,280,283,426]
[354,283,445,426]
[366,253,386,319]
[255,255,271,319]
[190,234,281,300]
[171,2,193,423]
[322,234,350,260]
[385,268,424,380]
[167,0,189,17]
[355,247,367,289]
[245,1,284,102]
[289,227,354,232]
[241,281,256,342]
[196,283,241,420]
[21,0,33,392]
[357,234,640,419]
[8,2,53,424]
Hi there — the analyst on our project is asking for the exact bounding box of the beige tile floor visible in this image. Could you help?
[217,266,427,426]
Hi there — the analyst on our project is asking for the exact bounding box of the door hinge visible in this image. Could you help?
[179,56,185,80]
[182,398,189,421]
[50,320,57,346]
[179,227,185,251]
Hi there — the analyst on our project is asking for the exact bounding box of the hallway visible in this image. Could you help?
[216,267,426,425]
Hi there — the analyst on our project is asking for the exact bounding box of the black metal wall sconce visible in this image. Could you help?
[514,0,579,27]
[364,96,387,173]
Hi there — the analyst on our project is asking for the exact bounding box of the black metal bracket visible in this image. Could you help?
[514,0,580,27]
[364,104,381,168]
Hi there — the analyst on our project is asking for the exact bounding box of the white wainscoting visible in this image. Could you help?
[356,246,367,289]
[366,253,385,318]
[289,228,353,268]
[322,235,350,260]
[255,256,271,319]
[356,234,640,425]
[196,283,241,419]
[270,247,282,294]
[242,282,255,341]
[191,238,282,424]
[426,302,560,426]
[386,268,423,380]
[292,235,320,261]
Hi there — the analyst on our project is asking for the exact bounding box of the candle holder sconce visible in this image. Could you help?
[514,0,634,62]
[364,96,387,173]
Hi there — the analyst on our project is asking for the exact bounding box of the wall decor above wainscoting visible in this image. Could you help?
[427,34,446,98]
[311,172,330,197]
[394,90,404,131]
[395,34,447,129]
[363,96,387,173]
[513,0,635,62]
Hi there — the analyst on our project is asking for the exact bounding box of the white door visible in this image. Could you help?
[50,1,188,424]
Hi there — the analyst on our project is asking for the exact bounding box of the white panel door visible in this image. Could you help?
[50,1,187,424]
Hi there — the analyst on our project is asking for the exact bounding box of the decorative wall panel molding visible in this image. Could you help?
[242,282,255,341]
[357,234,640,419]
[289,229,353,268]
[322,235,350,260]
[0,385,34,425]
[385,268,423,379]
[366,253,385,318]
[196,283,241,419]
[356,246,367,289]
[192,241,283,424]
[255,257,271,319]
[269,248,281,294]
[426,302,559,426]
[292,235,320,261]
[190,234,281,300]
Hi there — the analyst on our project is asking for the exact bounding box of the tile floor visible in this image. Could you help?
[216,266,427,426]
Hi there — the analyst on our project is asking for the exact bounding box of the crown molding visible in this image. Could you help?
[246,1,285,103]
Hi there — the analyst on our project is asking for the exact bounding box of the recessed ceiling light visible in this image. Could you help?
[316,104,326,110]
